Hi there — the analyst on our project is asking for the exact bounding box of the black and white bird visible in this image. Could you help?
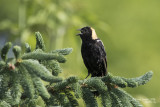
[77,26,107,78]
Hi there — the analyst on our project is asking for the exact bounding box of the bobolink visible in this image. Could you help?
[77,26,107,78]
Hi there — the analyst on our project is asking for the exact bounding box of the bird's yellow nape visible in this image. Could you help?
[91,27,98,40]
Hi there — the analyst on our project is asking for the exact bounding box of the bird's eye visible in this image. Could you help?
[82,30,85,33]
[81,30,84,33]
[84,29,87,33]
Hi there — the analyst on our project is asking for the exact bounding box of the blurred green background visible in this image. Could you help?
[0,0,160,106]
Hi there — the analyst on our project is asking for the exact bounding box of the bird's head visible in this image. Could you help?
[77,26,98,41]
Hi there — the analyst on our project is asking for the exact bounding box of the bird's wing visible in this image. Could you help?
[96,39,107,76]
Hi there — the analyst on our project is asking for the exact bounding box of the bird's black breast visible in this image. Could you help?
[81,39,107,77]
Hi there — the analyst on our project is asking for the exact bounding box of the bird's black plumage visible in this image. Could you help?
[77,26,107,78]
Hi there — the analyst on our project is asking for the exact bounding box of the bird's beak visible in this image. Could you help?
[76,28,82,36]
[76,33,82,36]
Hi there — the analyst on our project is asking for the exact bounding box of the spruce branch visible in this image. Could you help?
[0,101,11,107]
[0,31,153,107]
[0,61,5,72]
[31,74,50,99]
[51,48,73,55]
[111,88,132,107]
[41,60,62,76]
[83,77,108,95]
[10,76,22,105]
[52,76,78,91]
[116,88,143,107]
[82,87,98,107]
[12,46,21,60]
[18,64,35,99]
[47,77,80,107]
[64,90,79,107]
[25,43,31,53]
[0,31,73,106]
[22,52,66,63]
[21,59,62,83]
[0,74,10,98]
[44,94,59,106]
[103,73,128,88]
[0,42,12,61]
[70,82,82,98]
[54,92,71,107]
[101,91,111,107]
[109,91,123,107]
[122,71,153,88]
[24,98,38,107]
[102,71,153,88]
[35,32,45,51]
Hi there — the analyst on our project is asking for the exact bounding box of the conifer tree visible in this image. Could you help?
[0,32,153,107]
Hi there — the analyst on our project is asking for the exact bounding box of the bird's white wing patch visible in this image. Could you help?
[97,39,104,47]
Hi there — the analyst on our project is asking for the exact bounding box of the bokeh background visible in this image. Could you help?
[0,0,160,106]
